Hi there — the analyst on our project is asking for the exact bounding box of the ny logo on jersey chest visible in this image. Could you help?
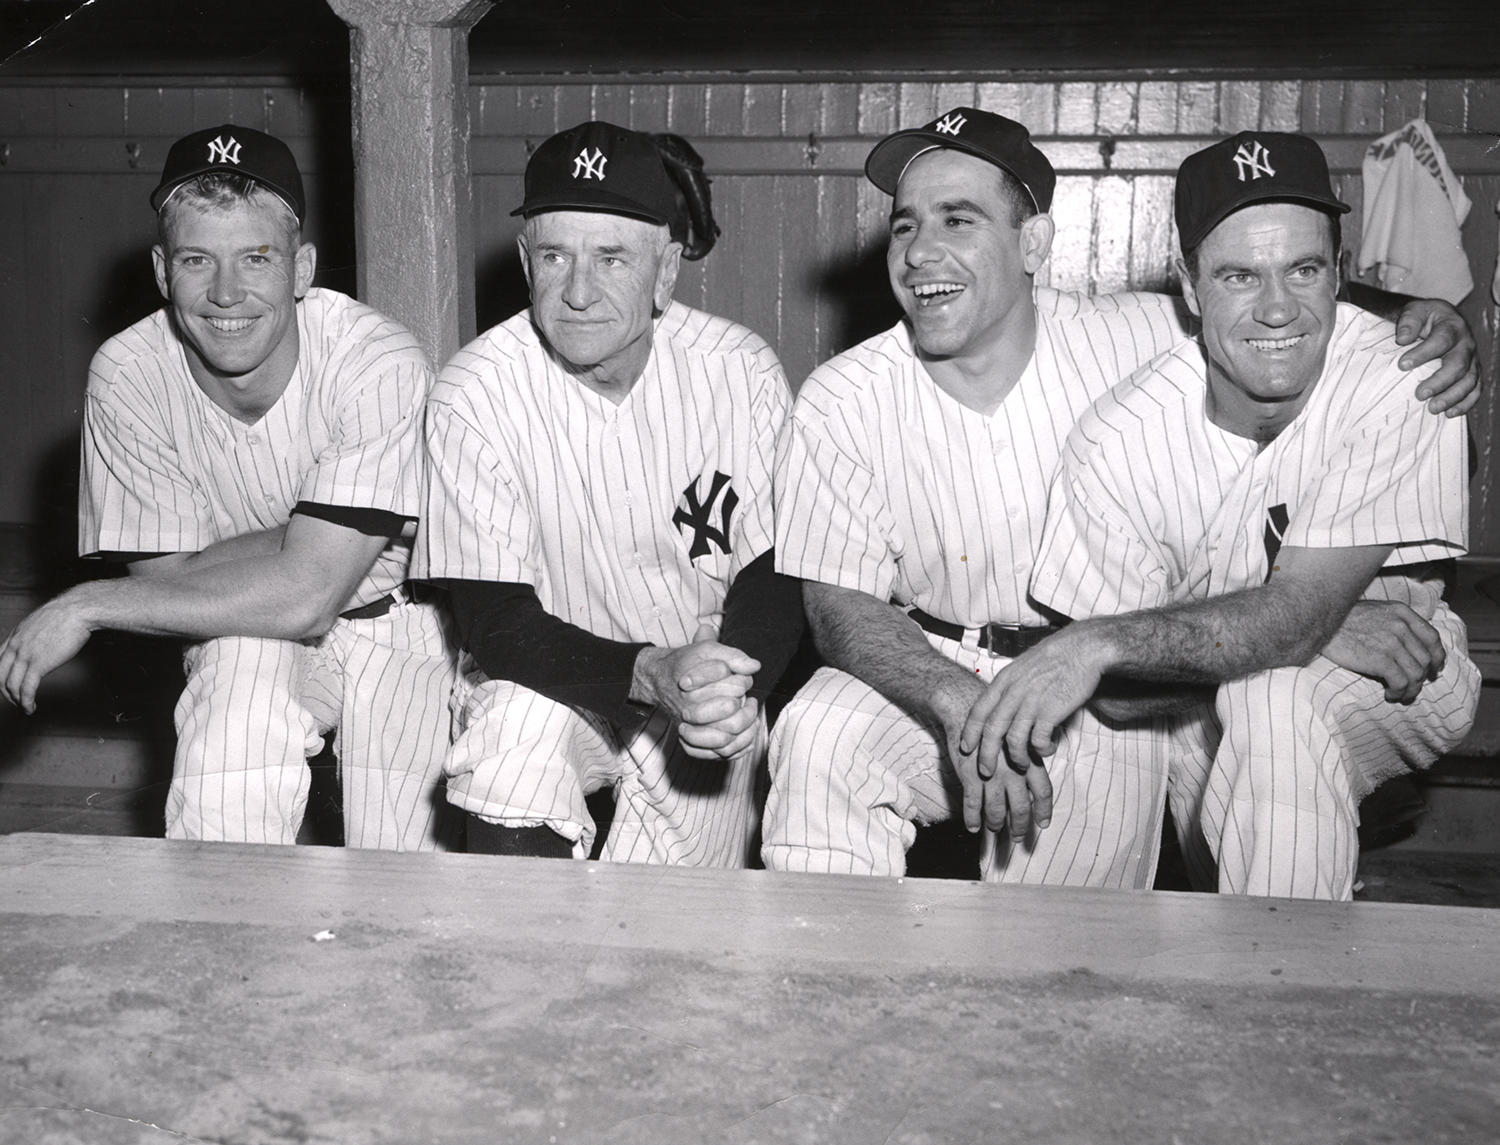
[673,471,738,560]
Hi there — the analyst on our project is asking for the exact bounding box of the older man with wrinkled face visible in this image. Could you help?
[971,132,1481,900]
[415,120,803,865]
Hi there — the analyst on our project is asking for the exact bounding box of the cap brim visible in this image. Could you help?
[864,129,1042,212]
[1181,191,1352,250]
[510,192,670,227]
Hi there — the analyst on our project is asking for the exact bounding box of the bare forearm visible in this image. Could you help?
[128,526,289,578]
[63,555,340,643]
[1089,677,1218,721]
[180,526,289,572]
[1074,582,1349,687]
[805,582,981,727]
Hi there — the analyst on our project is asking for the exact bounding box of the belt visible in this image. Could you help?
[339,582,430,621]
[907,607,1059,659]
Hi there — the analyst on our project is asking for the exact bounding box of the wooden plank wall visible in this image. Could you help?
[2,75,1498,562]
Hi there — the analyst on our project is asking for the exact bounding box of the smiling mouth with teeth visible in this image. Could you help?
[911,282,964,303]
[1245,334,1306,351]
[205,317,257,333]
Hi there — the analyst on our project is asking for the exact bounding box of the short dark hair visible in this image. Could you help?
[993,164,1039,229]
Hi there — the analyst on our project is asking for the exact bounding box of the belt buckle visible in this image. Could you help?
[976,624,1000,657]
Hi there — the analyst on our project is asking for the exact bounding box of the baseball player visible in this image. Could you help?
[415,120,802,865]
[762,107,1479,882]
[968,131,1480,900]
[0,125,456,850]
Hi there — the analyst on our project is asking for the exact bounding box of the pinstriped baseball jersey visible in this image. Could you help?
[1032,304,1467,619]
[80,288,427,608]
[774,287,1189,627]
[1027,303,1476,897]
[417,299,789,645]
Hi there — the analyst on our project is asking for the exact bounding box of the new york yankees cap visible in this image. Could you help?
[512,120,678,227]
[1175,131,1349,251]
[151,124,306,224]
[864,106,1056,213]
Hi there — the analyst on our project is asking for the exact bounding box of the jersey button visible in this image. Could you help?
[247,434,261,445]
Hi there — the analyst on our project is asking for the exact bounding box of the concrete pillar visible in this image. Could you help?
[326,0,492,368]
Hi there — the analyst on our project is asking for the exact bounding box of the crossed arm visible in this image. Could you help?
[959,543,1406,783]
[0,512,389,713]
[447,549,803,763]
[802,581,1054,839]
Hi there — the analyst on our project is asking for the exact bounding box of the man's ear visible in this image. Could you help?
[151,245,170,301]
[293,241,317,298]
[1177,257,1202,318]
[517,231,533,293]
[654,240,683,312]
[1020,213,1055,276]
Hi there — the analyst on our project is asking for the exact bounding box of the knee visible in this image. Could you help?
[1215,666,1325,746]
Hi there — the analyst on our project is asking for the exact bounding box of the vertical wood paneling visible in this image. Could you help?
[666,83,710,136]
[1056,82,1096,135]
[1015,83,1057,134]
[1090,176,1134,293]
[1176,81,1218,132]
[1259,80,1302,130]
[1128,175,1176,292]
[1045,176,1092,292]
[1425,80,1470,132]
[1136,81,1177,135]
[1096,82,1136,136]
[1383,80,1428,127]
[1343,80,1388,134]
[1217,81,1260,132]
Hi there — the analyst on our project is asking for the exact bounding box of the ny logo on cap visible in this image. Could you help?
[1232,140,1276,182]
[572,147,608,181]
[934,112,967,136]
[206,135,242,166]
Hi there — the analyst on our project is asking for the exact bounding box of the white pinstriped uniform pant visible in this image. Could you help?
[766,611,1479,900]
[169,599,457,850]
[445,675,767,868]
[762,631,1169,886]
[1168,602,1480,901]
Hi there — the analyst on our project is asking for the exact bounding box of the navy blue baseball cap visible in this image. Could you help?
[151,125,306,224]
[1175,131,1349,251]
[512,120,678,227]
[864,107,1056,213]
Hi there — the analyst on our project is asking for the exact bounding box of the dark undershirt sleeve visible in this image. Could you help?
[718,548,805,701]
[92,551,170,563]
[292,500,410,538]
[443,579,650,725]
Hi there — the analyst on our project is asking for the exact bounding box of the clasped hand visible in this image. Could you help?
[634,624,762,760]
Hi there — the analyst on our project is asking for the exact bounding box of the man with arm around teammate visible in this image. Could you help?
[967,132,1481,899]
[762,108,1479,885]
